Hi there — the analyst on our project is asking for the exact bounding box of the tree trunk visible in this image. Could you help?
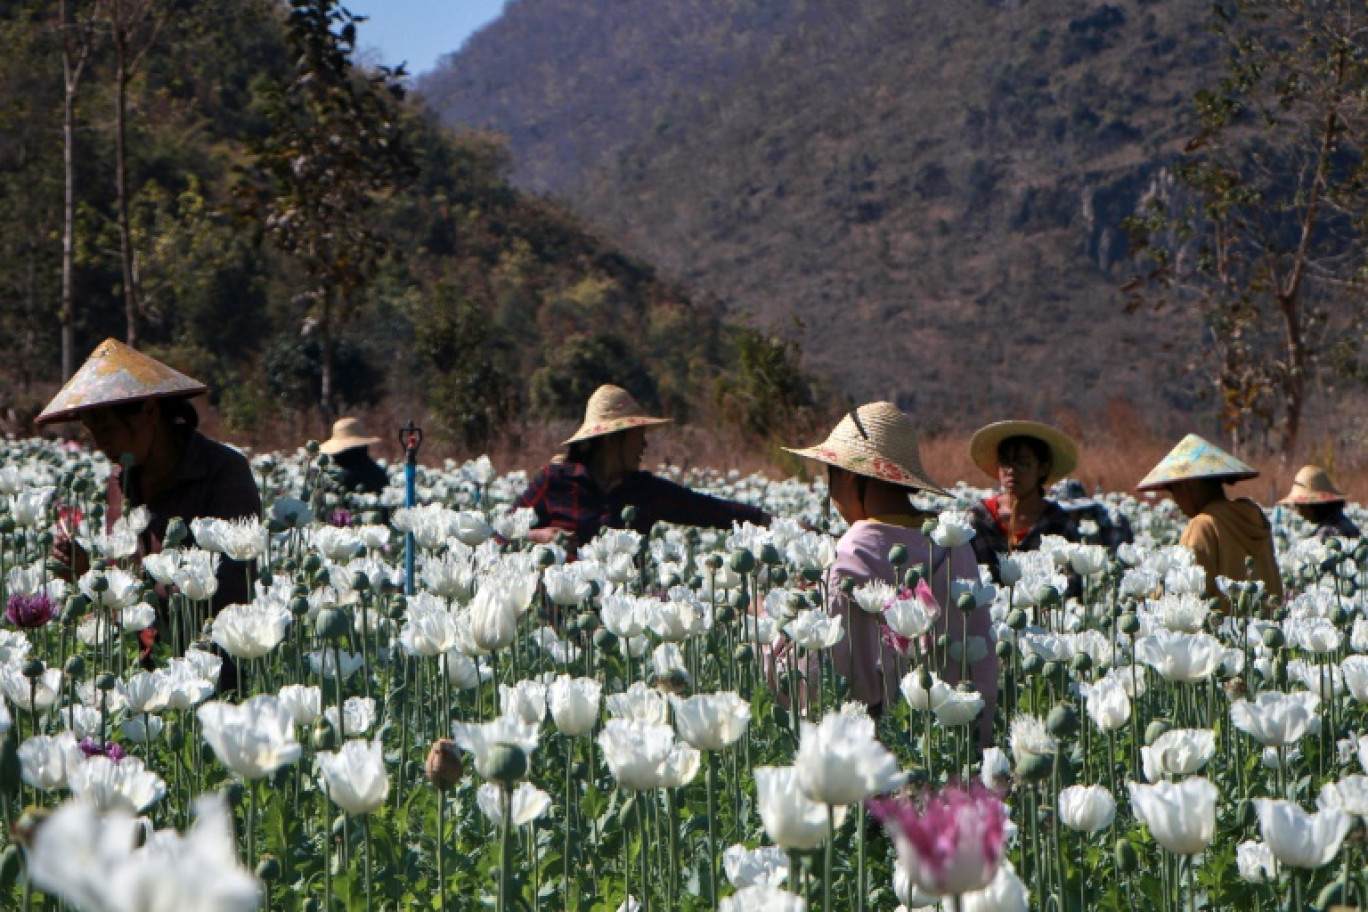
[318,292,335,422]
[1279,293,1305,466]
[114,9,140,349]
[62,74,78,379]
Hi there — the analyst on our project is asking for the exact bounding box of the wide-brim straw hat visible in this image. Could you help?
[1279,465,1347,506]
[969,420,1079,487]
[563,384,672,446]
[783,402,948,495]
[1136,433,1258,492]
[36,338,208,425]
[320,417,382,455]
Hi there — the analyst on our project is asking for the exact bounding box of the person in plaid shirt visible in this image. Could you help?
[518,385,770,549]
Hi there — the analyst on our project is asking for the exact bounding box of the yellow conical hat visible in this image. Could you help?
[36,338,208,425]
[562,385,672,445]
[1136,433,1258,491]
[1279,465,1347,506]
[783,402,948,495]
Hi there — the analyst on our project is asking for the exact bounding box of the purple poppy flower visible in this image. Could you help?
[6,592,56,629]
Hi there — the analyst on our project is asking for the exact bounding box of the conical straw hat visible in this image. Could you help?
[1136,433,1258,492]
[1278,465,1347,506]
[320,417,383,455]
[969,420,1079,487]
[783,402,947,495]
[36,338,208,425]
[563,385,672,446]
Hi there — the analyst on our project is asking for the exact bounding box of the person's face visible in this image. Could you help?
[615,428,648,471]
[827,465,862,522]
[1166,479,1205,518]
[997,442,1049,498]
[1294,502,1317,523]
[80,402,156,466]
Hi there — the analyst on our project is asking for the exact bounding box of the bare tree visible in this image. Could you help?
[98,0,168,349]
[1126,0,1368,463]
[55,0,99,379]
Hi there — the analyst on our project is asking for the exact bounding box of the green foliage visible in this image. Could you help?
[714,322,816,443]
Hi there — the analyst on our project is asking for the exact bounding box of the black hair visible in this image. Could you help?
[1300,501,1345,524]
[111,396,200,437]
[565,438,599,464]
[997,435,1052,495]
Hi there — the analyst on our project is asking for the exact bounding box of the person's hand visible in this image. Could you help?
[527,527,576,549]
[49,530,90,580]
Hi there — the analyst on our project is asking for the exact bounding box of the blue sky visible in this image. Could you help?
[347,0,508,76]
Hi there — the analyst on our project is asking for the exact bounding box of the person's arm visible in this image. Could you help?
[515,468,553,526]
[628,473,771,530]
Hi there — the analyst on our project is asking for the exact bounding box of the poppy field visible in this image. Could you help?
[0,438,1366,912]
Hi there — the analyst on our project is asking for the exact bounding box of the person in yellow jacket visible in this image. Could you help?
[1138,434,1283,607]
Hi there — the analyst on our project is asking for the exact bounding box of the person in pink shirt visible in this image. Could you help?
[786,402,998,743]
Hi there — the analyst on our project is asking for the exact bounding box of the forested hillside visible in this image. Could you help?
[422,0,1228,431]
[0,0,816,448]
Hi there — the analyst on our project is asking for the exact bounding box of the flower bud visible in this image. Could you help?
[918,668,934,690]
[1040,660,1060,681]
[89,576,109,594]
[800,565,823,584]
[769,567,789,586]
[311,720,338,751]
[577,611,600,633]
[95,672,117,692]
[1262,627,1285,650]
[592,628,617,652]
[480,744,528,785]
[64,654,86,679]
[995,640,1013,659]
[1114,839,1138,873]
[759,543,782,566]
[1036,584,1060,608]
[1021,654,1045,676]
[21,658,45,679]
[888,544,909,567]
[1006,609,1028,631]
[838,576,856,595]
[1118,613,1141,636]
[904,565,924,589]
[425,739,464,791]
[1144,719,1171,746]
[256,857,281,882]
[351,571,371,593]
[715,605,736,624]
[620,505,638,525]
[289,597,311,617]
[163,518,188,548]
[62,595,88,623]
[301,553,323,574]
[956,592,977,613]
[257,569,274,588]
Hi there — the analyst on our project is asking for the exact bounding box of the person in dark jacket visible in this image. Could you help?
[965,420,1081,581]
[320,417,390,495]
[518,384,770,550]
[38,339,262,677]
[1279,465,1361,542]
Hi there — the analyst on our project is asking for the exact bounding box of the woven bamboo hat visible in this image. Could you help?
[563,385,672,446]
[783,402,948,495]
[1136,433,1258,492]
[1279,465,1347,506]
[36,338,208,425]
[320,417,382,455]
[969,420,1079,486]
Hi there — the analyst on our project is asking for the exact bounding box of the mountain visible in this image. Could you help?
[421,0,1224,430]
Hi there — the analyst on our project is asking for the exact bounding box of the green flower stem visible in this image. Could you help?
[436,790,448,912]
[362,813,374,912]
[824,805,834,912]
[856,800,867,912]
[499,784,514,912]
[706,751,719,910]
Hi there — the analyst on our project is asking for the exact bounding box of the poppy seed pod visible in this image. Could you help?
[315,608,348,641]
[1021,654,1045,676]
[1006,609,1028,631]
[1046,704,1080,738]
[759,543,782,566]
[95,672,117,692]
[729,548,756,574]
[995,640,1013,659]
[1262,627,1285,650]
[620,505,637,525]
[63,654,85,679]
[164,518,188,548]
[1114,839,1139,873]
[1016,752,1053,782]
[592,628,617,651]
[956,592,978,613]
[482,743,528,785]
[729,589,750,611]
[1119,613,1141,636]
[888,544,909,567]
[904,565,924,588]
[839,576,856,595]
[256,857,281,882]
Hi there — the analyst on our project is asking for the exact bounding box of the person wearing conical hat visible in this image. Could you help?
[1137,434,1282,604]
[515,384,770,549]
[1279,465,1360,542]
[38,339,261,652]
[965,420,1083,582]
[785,403,998,738]
[319,417,388,495]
